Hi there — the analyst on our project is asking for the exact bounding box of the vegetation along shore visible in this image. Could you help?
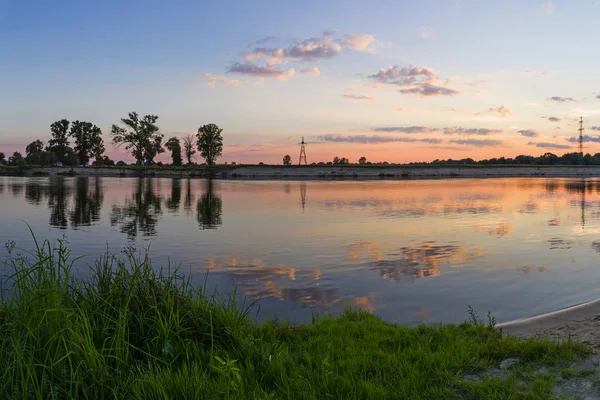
[1,236,600,399]
[8,164,600,180]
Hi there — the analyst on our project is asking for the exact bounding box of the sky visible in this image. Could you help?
[2,0,600,164]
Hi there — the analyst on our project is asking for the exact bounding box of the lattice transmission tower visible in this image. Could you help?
[298,136,307,165]
[579,116,584,156]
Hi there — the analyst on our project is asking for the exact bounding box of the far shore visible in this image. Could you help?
[5,164,600,180]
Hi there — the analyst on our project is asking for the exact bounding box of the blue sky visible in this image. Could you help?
[2,0,600,163]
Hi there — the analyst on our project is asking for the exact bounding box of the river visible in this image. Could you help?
[1,176,599,326]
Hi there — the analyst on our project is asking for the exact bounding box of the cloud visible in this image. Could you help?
[232,32,375,81]
[518,129,540,138]
[300,67,320,76]
[464,80,488,87]
[542,1,552,13]
[374,126,439,134]
[318,134,442,144]
[475,105,512,117]
[204,75,240,89]
[448,139,503,147]
[369,65,459,97]
[370,65,437,85]
[597,94,600,100]
[547,116,561,122]
[399,84,460,97]
[342,94,375,101]
[255,36,278,45]
[566,135,600,143]
[341,34,376,52]
[443,127,503,135]
[242,32,375,64]
[591,126,600,131]
[203,73,240,88]
[549,96,576,103]
[528,142,571,149]
[227,62,295,80]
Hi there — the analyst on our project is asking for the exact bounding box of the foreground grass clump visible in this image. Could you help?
[0,239,589,399]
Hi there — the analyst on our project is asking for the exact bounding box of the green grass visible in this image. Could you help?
[0,236,590,399]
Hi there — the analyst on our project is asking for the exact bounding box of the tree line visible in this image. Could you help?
[279,153,600,166]
[0,112,223,167]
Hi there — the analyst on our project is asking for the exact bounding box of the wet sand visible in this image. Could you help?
[499,299,600,349]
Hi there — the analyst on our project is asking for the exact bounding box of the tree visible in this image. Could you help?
[93,155,115,166]
[340,157,349,164]
[358,157,367,164]
[165,137,183,166]
[333,156,340,164]
[0,152,5,164]
[283,154,292,165]
[8,152,25,167]
[111,112,163,166]
[47,119,71,164]
[144,135,165,166]
[196,124,223,166]
[182,134,196,164]
[70,121,104,165]
[26,140,45,165]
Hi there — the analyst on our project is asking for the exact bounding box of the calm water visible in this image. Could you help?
[1,176,600,325]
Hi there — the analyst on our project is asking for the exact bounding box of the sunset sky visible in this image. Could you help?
[2,0,600,164]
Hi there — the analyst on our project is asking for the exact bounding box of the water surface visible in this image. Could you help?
[1,176,599,325]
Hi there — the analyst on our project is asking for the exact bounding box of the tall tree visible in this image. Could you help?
[70,121,104,165]
[111,112,163,166]
[196,124,223,166]
[8,152,25,167]
[358,157,367,164]
[26,140,45,165]
[47,119,71,164]
[182,134,196,164]
[165,137,183,166]
[0,152,5,164]
[283,155,292,165]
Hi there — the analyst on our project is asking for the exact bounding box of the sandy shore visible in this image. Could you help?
[5,165,600,179]
[499,299,600,348]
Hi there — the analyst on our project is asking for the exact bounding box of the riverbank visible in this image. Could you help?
[5,164,600,179]
[0,239,591,399]
[500,299,600,349]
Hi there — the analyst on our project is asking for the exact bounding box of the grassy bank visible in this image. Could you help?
[0,239,590,399]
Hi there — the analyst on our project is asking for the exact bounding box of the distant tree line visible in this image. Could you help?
[277,152,600,166]
[415,152,600,166]
[0,112,223,168]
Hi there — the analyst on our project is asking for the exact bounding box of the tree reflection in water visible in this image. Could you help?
[69,178,103,227]
[25,181,47,206]
[47,177,70,229]
[110,178,162,238]
[197,179,222,229]
[166,178,182,212]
